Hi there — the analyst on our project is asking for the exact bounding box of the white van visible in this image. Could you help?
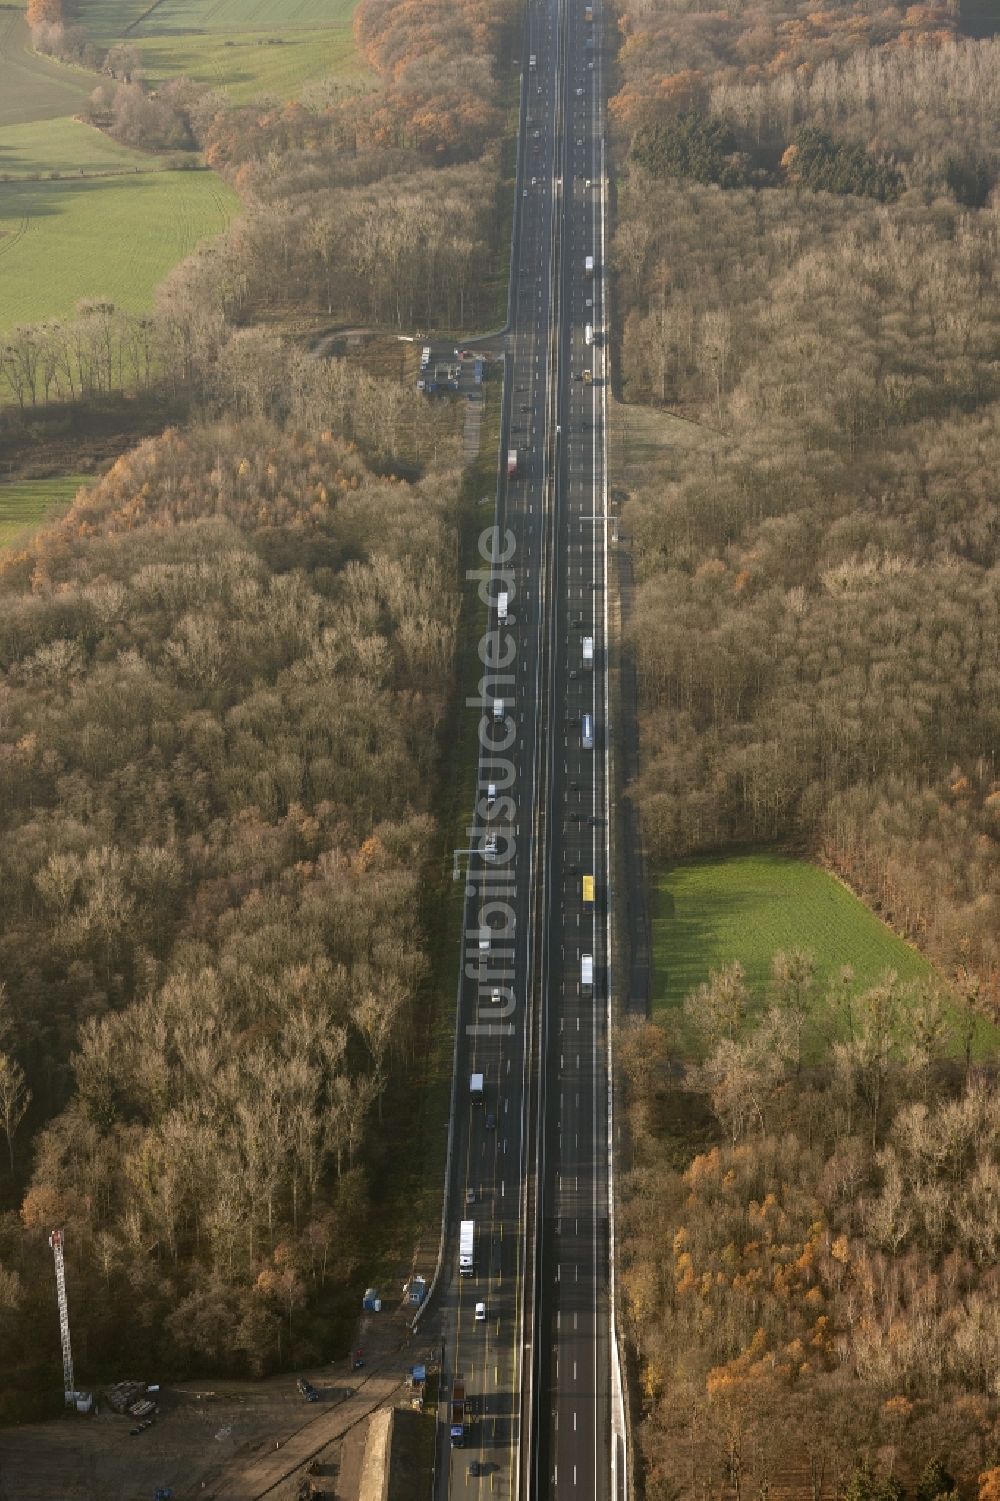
[487,782,497,810]
[493,699,504,721]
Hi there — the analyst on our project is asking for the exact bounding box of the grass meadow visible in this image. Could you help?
[0,7,90,128]
[131,26,370,101]
[0,169,238,326]
[0,115,154,176]
[79,0,371,100]
[0,0,369,338]
[0,474,88,547]
[651,853,998,1057]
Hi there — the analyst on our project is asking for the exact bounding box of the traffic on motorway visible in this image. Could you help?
[425,0,624,1493]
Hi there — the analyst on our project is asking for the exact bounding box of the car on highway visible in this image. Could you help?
[469,1462,485,1478]
[531,176,537,186]
[576,87,584,95]
[485,1112,496,1130]
[466,1187,476,1206]
[475,1301,487,1321]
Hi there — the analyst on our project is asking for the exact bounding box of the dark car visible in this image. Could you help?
[469,1461,485,1477]
[485,1112,496,1130]
[297,1377,319,1402]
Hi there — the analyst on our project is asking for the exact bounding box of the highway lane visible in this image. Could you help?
[531,0,616,1493]
[430,3,563,1496]
[431,0,618,1491]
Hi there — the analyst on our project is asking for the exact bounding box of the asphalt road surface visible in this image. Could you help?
[429,0,621,1493]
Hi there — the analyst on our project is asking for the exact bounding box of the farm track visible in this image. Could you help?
[0,215,30,260]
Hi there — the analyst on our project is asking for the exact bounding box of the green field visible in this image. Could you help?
[0,475,89,547]
[0,115,155,176]
[76,0,370,98]
[0,169,238,327]
[652,853,998,1056]
[0,8,91,127]
[132,25,370,101]
[134,0,354,30]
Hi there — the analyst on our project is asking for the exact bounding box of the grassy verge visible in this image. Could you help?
[651,852,999,1058]
[0,473,89,547]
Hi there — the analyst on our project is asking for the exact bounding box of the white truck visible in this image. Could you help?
[460,1219,476,1276]
[582,635,594,668]
[581,953,594,994]
[497,590,508,623]
[584,255,594,278]
[581,712,594,749]
[470,1072,484,1103]
[584,323,593,346]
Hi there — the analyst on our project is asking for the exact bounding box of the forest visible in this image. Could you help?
[608,0,1000,1490]
[0,366,464,1411]
[0,0,510,1418]
[610,3,1000,997]
[619,968,1000,1501]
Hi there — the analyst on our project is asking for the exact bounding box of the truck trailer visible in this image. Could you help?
[470,1072,484,1103]
[581,953,594,993]
[460,1219,476,1276]
[584,255,594,278]
[450,1378,467,1445]
[497,590,509,623]
[507,448,518,478]
[582,635,594,667]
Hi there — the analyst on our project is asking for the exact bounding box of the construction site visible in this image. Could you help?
[0,1234,435,1501]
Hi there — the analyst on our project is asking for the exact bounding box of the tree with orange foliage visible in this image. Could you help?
[26,0,63,25]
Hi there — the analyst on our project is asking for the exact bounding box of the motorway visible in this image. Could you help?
[429,0,620,1493]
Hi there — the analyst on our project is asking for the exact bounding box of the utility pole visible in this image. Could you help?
[48,1229,76,1404]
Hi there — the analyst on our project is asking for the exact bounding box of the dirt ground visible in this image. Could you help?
[0,1289,439,1501]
